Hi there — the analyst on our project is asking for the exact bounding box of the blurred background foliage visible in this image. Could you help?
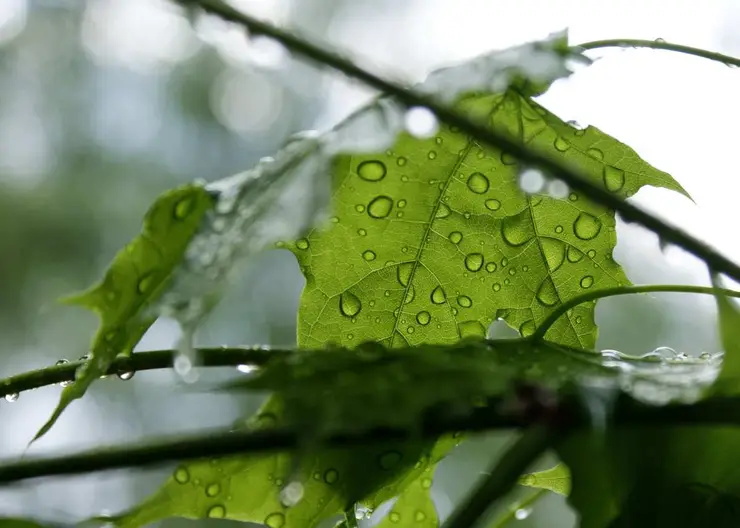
[0,0,735,526]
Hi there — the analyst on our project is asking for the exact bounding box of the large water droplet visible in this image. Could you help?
[501,211,535,246]
[467,172,490,194]
[518,169,544,193]
[553,136,570,152]
[324,468,339,484]
[485,262,497,273]
[397,262,413,286]
[541,239,565,272]
[416,311,431,325]
[431,286,447,304]
[280,481,304,507]
[485,199,501,211]
[536,278,559,307]
[449,231,463,244]
[603,166,625,192]
[580,275,594,289]
[368,196,393,218]
[206,483,221,497]
[207,505,226,519]
[404,285,416,304]
[404,106,439,138]
[339,292,362,317]
[587,148,604,160]
[653,346,678,359]
[174,467,190,484]
[567,247,584,262]
[457,295,473,308]
[519,320,536,337]
[357,160,387,181]
[265,512,286,528]
[458,320,486,337]
[436,203,451,218]
[464,253,484,272]
[573,213,602,240]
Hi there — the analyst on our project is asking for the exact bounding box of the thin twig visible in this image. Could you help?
[0,347,281,398]
[441,426,556,528]
[179,0,740,305]
[532,285,740,342]
[489,488,548,528]
[576,39,740,68]
[5,396,740,485]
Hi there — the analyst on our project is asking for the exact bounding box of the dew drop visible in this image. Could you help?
[174,467,190,484]
[363,250,377,261]
[587,249,596,258]
[580,275,594,289]
[339,292,362,317]
[396,157,408,167]
[457,295,473,308]
[653,346,677,359]
[519,320,536,337]
[541,239,565,272]
[355,204,365,213]
[492,283,501,292]
[449,231,463,244]
[436,203,451,218]
[466,172,490,194]
[501,152,517,165]
[324,468,339,484]
[368,196,394,218]
[573,213,602,240]
[587,148,604,160]
[357,160,387,182]
[554,136,570,152]
[568,192,578,202]
[575,315,582,324]
[501,257,508,267]
[397,262,414,287]
[4,393,18,403]
[421,477,433,489]
[398,199,407,209]
[280,481,304,507]
[515,508,532,521]
[567,246,584,263]
[428,150,437,160]
[485,199,501,211]
[404,106,439,138]
[117,369,135,381]
[389,512,402,523]
[265,512,285,528]
[137,273,155,294]
[457,320,486,337]
[404,285,416,304]
[501,211,535,246]
[207,505,226,519]
[407,325,415,334]
[358,228,367,236]
[206,483,221,497]
[603,166,626,192]
[485,262,497,273]
[536,278,559,307]
[296,238,309,250]
[518,169,544,193]
[464,253,484,272]
[415,511,427,522]
[431,286,447,304]
[416,311,431,325]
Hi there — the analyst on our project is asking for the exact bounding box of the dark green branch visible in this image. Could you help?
[180,0,740,300]
[441,426,556,528]
[532,285,740,342]
[576,39,740,68]
[0,347,282,399]
[6,396,740,485]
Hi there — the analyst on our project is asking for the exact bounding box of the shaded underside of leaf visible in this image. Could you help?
[32,184,214,443]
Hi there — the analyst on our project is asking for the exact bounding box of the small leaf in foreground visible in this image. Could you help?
[518,462,571,496]
[32,184,214,443]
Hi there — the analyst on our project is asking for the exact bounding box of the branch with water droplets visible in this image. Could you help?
[0,347,280,400]
[575,39,740,68]
[178,0,740,299]
[531,285,740,343]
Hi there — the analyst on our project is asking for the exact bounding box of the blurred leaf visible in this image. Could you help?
[374,469,438,528]
[708,275,740,395]
[519,463,571,496]
[32,184,214,443]
[0,520,63,527]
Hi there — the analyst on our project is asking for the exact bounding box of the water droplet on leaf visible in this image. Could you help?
[363,250,376,261]
[206,483,221,497]
[457,295,472,308]
[536,278,559,306]
[280,481,304,507]
[324,468,339,484]
[368,196,393,218]
[339,292,362,317]
[265,512,285,528]
[207,505,226,519]
[449,231,463,244]
[485,199,501,211]
[573,213,602,240]
[603,166,626,192]
[416,311,431,325]
[4,393,18,403]
[358,160,387,181]
[467,172,490,194]
[431,286,447,304]
[296,238,309,250]
[436,203,451,218]
[554,136,570,152]
[464,253,484,272]
[580,275,594,289]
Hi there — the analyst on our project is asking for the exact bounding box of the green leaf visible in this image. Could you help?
[32,184,214,443]
[292,91,687,352]
[374,469,438,528]
[518,463,571,496]
[0,519,65,528]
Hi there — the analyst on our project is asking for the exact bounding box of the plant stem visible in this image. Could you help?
[531,285,740,342]
[0,347,281,398]
[489,488,548,528]
[441,427,556,528]
[6,396,740,486]
[180,0,740,307]
[576,39,740,68]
